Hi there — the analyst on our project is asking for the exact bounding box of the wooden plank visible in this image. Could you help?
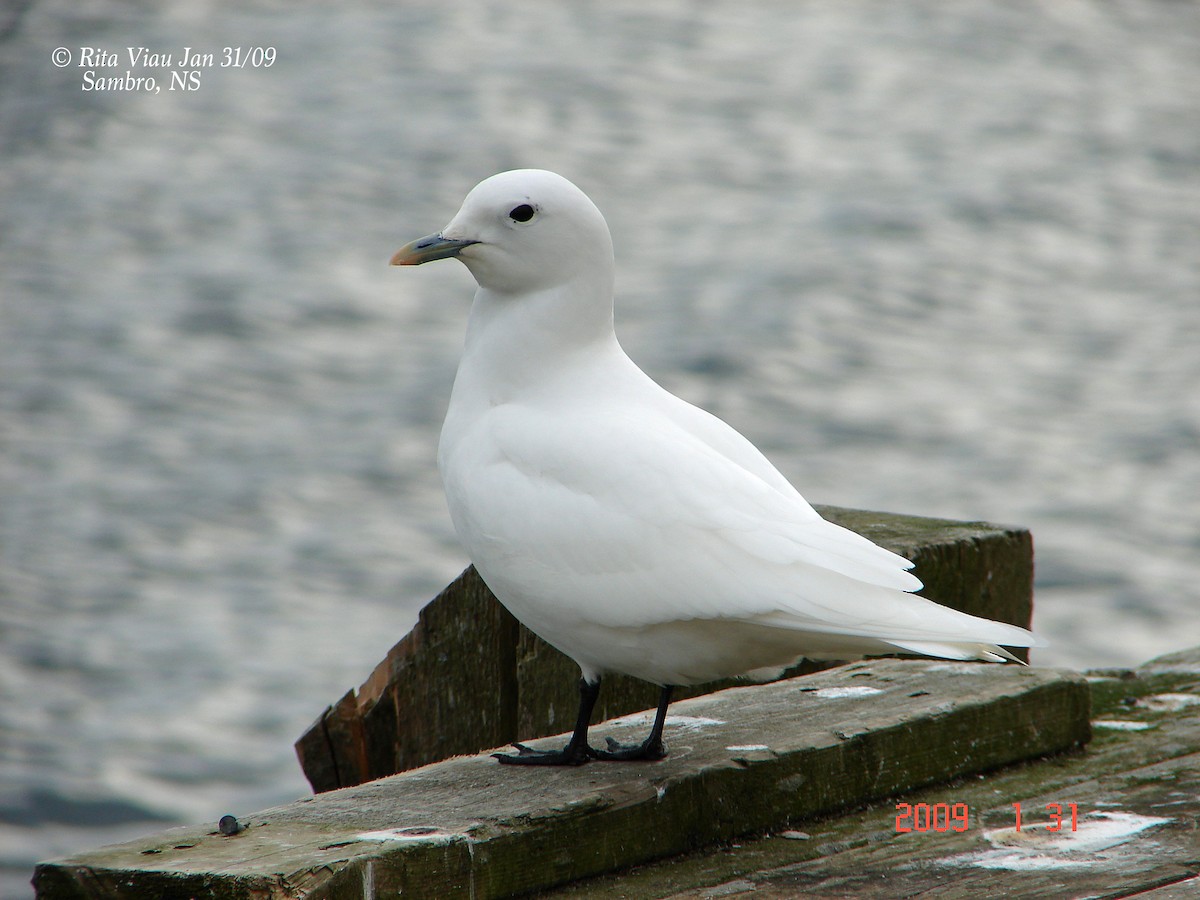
[542,647,1200,900]
[295,566,521,790]
[34,659,1087,900]
[1122,878,1200,899]
[295,507,1036,790]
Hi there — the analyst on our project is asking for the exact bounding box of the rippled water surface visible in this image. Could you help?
[2,1,1199,894]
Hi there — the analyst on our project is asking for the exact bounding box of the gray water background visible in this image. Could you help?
[2,0,1199,894]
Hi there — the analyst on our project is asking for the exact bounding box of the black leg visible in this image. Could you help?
[593,684,674,761]
[493,677,600,766]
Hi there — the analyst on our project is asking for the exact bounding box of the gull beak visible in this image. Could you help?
[390,233,479,266]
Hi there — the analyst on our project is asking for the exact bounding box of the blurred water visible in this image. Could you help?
[2,0,1199,894]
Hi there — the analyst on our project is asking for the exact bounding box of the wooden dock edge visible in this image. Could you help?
[34,658,1088,900]
[295,506,1036,791]
[542,645,1200,899]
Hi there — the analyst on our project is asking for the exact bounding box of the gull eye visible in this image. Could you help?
[509,203,536,223]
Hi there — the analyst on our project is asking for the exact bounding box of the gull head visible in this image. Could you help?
[391,169,614,294]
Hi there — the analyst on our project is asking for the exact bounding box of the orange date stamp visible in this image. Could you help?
[894,801,1080,833]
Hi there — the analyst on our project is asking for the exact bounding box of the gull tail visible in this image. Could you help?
[885,639,1032,665]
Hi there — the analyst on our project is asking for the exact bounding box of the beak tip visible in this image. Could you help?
[390,233,478,268]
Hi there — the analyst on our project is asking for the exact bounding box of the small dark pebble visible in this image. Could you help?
[218,814,242,836]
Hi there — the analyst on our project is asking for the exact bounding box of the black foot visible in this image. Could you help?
[590,736,668,762]
[493,741,592,766]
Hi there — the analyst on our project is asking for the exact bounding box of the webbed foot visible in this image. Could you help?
[590,735,668,761]
[493,741,592,766]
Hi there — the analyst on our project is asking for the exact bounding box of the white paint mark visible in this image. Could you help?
[726,744,771,752]
[941,811,1173,871]
[702,879,756,897]
[994,811,1171,854]
[666,715,726,727]
[963,850,1092,872]
[460,844,475,900]
[810,686,884,699]
[1136,693,1200,712]
[355,826,454,843]
[362,859,374,900]
[609,713,725,729]
[465,835,477,900]
[1092,719,1152,731]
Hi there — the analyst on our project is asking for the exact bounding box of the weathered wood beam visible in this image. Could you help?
[34,658,1087,900]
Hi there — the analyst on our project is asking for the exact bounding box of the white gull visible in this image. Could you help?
[392,169,1039,765]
